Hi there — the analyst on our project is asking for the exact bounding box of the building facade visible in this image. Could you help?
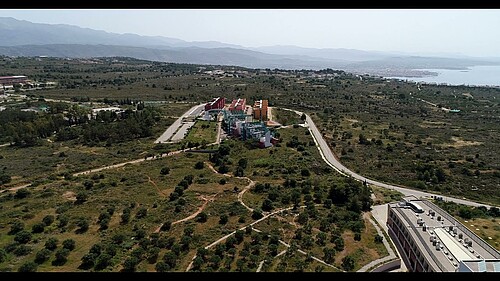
[253,99,268,121]
[229,98,246,114]
[387,196,500,272]
[204,97,225,111]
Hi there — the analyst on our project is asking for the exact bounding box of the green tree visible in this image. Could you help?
[0,249,6,263]
[194,161,204,169]
[75,191,88,204]
[135,207,148,219]
[53,248,70,265]
[76,217,89,233]
[261,198,274,212]
[31,222,45,233]
[160,167,170,175]
[14,230,32,244]
[18,261,38,272]
[155,261,170,272]
[62,239,76,251]
[14,188,30,199]
[42,215,55,226]
[301,113,306,121]
[238,158,248,169]
[122,256,139,272]
[35,248,52,264]
[45,237,58,251]
[9,220,25,235]
[95,253,112,270]
[219,214,229,225]
[251,209,263,220]
[195,212,208,223]
[341,255,355,271]
[323,247,336,264]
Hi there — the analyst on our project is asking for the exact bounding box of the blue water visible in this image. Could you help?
[386,65,500,87]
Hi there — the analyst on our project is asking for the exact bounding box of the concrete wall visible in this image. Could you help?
[371,259,402,272]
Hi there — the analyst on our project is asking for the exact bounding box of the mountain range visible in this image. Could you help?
[1,17,499,77]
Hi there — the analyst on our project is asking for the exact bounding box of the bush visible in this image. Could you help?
[35,248,52,264]
[135,207,148,219]
[32,222,45,233]
[14,189,30,199]
[13,245,31,256]
[195,212,208,223]
[45,237,58,251]
[76,217,89,233]
[8,220,24,235]
[53,248,70,265]
[0,248,6,263]
[219,214,229,225]
[75,191,88,204]
[42,215,55,226]
[160,167,170,175]
[18,261,38,272]
[251,209,263,220]
[160,221,172,232]
[194,161,204,169]
[62,239,76,251]
[14,230,32,244]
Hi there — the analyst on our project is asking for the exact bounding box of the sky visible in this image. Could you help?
[0,9,499,57]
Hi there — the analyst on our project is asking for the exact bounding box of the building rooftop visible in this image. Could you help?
[389,196,500,272]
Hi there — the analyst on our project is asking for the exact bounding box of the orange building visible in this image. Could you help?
[253,99,268,121]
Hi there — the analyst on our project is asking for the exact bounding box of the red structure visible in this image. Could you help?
[229,98,246,112]
[204,97,225,111]
[0,76,28,85]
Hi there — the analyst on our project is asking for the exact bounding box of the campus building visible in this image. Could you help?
[387,196,500,272]
[228,98,246,114]
[252,99,268,121]
[0,76,28,86]
[204,97,225,111]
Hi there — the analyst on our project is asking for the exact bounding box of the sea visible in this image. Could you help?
[385,65,500,87]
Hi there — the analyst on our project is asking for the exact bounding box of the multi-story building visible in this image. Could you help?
[387,196,500,272]
[204,97,225,111]
[252,99,268,121]
[228,98,246,114]
[0,75,28,86]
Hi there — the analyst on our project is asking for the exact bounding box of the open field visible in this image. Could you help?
[0,57,498,271]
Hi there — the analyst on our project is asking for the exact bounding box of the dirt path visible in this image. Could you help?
[153,193,218,233]
[147,175,166,197]
[204,161,255,212]
[237,177,255,213]
[0,183,31,194]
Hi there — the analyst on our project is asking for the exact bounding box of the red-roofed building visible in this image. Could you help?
[0,76,28,86]
[204,97,225,111]
[229,98,246,113]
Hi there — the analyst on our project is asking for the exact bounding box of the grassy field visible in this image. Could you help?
[0,57,498,272]
[0,122,392,272]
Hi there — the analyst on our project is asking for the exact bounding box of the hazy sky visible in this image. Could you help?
[1,9,499,57]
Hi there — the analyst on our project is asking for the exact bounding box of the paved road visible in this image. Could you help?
[280,108,496,209]
[154,103,205,144]
[170,121,195,142]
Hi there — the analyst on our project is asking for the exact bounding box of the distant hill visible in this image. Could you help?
[0,17,241,49]
[0,44,350,70]
[1,17,499,75]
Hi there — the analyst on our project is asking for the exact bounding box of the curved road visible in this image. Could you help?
[281,108,496,209]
